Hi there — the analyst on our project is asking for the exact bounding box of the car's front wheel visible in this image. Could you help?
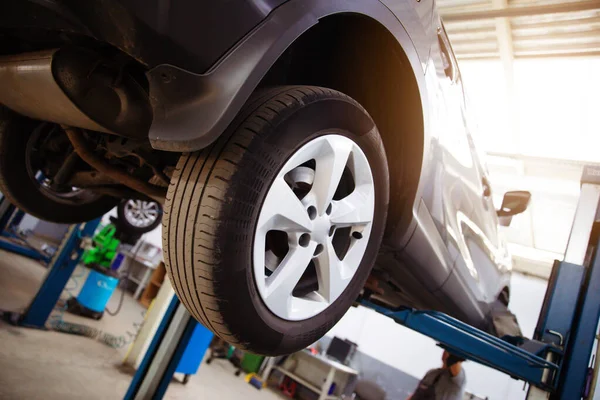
[163,86,389,355]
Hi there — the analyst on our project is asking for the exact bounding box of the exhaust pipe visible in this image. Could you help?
[0,47,152,138]
[0,49,111,133]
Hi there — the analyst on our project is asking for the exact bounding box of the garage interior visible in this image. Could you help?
[1,0,600,400]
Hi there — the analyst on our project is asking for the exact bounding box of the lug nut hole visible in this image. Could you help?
[299,233,311,247]
[352,231,363,240]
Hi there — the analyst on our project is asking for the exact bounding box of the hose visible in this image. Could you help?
[51,314,145,349]
[105,236,144,316]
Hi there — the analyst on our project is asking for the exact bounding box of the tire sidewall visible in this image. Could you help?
[216,95,389,354]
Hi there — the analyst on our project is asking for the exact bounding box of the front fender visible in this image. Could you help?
[147,0,427,152]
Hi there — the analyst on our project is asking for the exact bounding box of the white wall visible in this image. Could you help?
[460,58,600,162]
[17,214,39,233]
[326,273,549,399]
[143,225,163,248]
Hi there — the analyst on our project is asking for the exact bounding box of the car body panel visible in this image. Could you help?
[144,0,431,153]
[401,200,455,290]
[389,10,511,326]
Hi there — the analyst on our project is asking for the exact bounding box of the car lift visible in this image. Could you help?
[124,164,600,400]
[0,213,101,328]
[0,199,52,263]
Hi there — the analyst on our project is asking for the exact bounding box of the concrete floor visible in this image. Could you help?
[0,249,283,400]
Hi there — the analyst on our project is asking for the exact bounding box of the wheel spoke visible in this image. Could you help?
[310,137,353,216]
[289,296,328,318]
[329,188,374,227]
[265,242,317,317]
[258,178,313,233]
[315,239,349,302]
[342,232,370,275]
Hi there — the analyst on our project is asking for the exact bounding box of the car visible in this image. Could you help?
[0,0,530,356]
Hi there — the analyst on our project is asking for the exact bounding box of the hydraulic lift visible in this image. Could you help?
[0,213,101,328]
[0,199,52,263]
[125,164,600,400]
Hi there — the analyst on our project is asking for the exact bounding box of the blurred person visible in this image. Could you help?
[407,350,466,400]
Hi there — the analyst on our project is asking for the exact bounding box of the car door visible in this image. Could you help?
[434,23,492,302]
[463,124,511,300]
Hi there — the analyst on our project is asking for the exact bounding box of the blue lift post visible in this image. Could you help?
[542,166,600,400]
[124,165,600,400]
[1,218,101,328]
[124,296,199,400]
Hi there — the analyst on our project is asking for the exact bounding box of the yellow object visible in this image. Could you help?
[244,373,266,389]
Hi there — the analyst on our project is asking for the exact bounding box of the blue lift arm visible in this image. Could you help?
[360,301,560,389]
[362,165,600,399]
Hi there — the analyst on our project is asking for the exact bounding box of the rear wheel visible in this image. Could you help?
[0,107,118,223]
[116,199,163,235]
[163,86,389,355]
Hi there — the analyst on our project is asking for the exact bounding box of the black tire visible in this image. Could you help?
[163,86,389,355]
[0,107,118,223]
[116,199,163,235]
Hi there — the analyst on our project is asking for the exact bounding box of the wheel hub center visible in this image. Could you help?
[310,214,331,244]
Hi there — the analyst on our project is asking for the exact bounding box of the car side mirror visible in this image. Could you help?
[497,191,531,227]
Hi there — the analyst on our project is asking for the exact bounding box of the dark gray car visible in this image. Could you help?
[0,0,529,355]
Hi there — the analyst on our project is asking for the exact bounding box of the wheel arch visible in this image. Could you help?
[148,3,429,239]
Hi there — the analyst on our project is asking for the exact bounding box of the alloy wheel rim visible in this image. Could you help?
[253,134,375,321]
[124,200,160,228]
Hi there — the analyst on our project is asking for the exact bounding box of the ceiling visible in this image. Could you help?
[438,0,600,59]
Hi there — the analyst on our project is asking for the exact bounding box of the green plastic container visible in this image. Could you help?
[241,353,265,373]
